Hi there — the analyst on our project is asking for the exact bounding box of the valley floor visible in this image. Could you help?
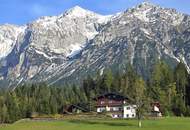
[0,117,190,130]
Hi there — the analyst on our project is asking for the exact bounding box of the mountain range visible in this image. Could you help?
[0,2,190,88]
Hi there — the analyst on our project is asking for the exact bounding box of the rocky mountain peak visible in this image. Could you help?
[0,3,190,88]
[132,1,159,11]
[64,5,100,18]
[139,1,157,7]
[124,1,184,25]
[66,6,87,14]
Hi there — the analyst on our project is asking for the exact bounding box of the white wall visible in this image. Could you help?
[97,107,106,113]
[123,105,136,118]
[97,106,122,112]
[97,105,137,119]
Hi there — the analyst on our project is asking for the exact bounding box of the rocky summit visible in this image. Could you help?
[0,2,190,88]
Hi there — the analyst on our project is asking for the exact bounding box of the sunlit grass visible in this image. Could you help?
[0,117,190,130]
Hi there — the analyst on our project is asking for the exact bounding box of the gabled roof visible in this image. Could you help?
[65,103,89,113]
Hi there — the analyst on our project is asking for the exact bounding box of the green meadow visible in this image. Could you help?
[0,117,190,130]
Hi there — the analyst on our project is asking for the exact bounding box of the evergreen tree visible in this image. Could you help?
[102,69,113,93]
[149,60,176,115]
[174,62,188,106]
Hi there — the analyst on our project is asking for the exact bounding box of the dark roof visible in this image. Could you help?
[66,104,89,112]
[93,92,129,101]
[151,102,161,108]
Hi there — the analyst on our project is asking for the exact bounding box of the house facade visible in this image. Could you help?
[151,102,162,117]
[94,93,136,118]
[123,105,136,118]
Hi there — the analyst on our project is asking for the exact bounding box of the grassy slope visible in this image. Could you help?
[0,117,190,130]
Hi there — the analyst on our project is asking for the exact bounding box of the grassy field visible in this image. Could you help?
[0,117,190,130]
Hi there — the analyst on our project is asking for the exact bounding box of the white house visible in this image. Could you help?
[123,105,137,118]
[94,93,137,119]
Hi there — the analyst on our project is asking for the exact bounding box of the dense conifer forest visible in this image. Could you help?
[0,60,190,123]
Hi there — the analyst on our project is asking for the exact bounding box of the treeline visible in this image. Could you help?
[0,60,190,123]
[0,84,87,123]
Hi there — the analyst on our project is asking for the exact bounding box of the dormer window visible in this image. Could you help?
[109,100,113,103]
[100,101,105,104]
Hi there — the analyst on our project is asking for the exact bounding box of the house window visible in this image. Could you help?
[109,100,113,103]
[98,107,105,112]
[126,107,130,110]
[113,107,120,111]
[132,114,135,117]
[100,101,105,104]
[126,114,129,117]
[113,114,118,118]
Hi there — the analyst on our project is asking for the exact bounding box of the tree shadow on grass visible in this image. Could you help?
[68,120,134,127]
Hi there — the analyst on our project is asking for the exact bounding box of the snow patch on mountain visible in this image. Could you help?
[0,3,190,88]
[34,49,52,59]
[0,25,26,59]
[28,5,112,59]
[35,16,57,27]
[66,44,83,58]
[66,6,95,18]
[133,8,152,22]
[140,28,150,35]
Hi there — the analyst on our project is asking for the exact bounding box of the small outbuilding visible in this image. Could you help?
[63,104,89,114]
[151,102,162,117]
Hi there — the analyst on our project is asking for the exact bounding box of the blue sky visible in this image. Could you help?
[0,0,190,25]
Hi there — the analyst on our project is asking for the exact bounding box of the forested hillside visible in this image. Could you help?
[0,61,190,123]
